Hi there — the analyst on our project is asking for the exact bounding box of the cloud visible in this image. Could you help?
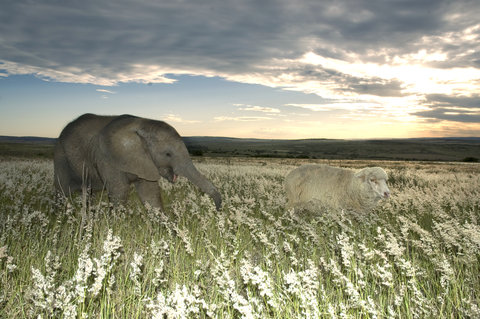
[96,89,116,94]
[345,79,405,97]
[96,88,116,99]
[162,114,200,124]
[236,104,280,113]
[1,0,480,125]
[214,116,273,122]
[286,101,387,112]
[413,93,480,123]
[2,0,479,82]
[286,103,342,112]
[425,94,480,109]
[415,108,480,123]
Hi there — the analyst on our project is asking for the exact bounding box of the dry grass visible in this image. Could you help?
[1,157,479,318]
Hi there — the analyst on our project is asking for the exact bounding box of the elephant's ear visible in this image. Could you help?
[96,120,160,181]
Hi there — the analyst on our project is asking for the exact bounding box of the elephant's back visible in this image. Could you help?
[56,114,118,178]
[59,114,117,139]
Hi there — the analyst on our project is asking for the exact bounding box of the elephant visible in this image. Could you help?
[54,113,222,210]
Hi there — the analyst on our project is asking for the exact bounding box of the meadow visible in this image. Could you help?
[0,157,479,318]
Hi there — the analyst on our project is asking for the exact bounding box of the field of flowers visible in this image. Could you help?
[1,157,479,318]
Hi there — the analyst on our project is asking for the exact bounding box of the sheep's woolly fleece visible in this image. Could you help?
[285,164,390,213]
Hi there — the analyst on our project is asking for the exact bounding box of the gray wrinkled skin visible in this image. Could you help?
[54,113,222,210]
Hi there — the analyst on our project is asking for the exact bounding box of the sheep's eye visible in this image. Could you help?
[165,152,172,157]
[370,179,377,183]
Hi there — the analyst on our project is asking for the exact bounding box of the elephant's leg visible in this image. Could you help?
[96,163,131,205]
[134,179,164,209]
[54,146,80,196]
[105,175,130,205]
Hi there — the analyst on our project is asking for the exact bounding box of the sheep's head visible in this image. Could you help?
[354,167,390,200]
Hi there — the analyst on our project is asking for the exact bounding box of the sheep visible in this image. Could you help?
[285,164,390,212]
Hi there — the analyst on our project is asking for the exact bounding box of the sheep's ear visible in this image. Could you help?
[354,169,369,181]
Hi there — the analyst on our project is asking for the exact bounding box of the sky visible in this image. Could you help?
[1,0,479,139]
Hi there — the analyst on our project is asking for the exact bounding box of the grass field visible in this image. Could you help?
[1,157,479,318]
[0,142,54,159]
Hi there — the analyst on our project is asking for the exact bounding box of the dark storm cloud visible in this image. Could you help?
[0,0,296,75]
[281,63,406,97]
[426,94,480,109]
[338,78,405,97]
[415,108,480,123]
[414,94,480,123]
[0,0,479,89]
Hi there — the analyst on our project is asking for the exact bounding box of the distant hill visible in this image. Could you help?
[0,136,56,144]
[0,136,56,158]
[183,136,480,162]
[1,135,479,162]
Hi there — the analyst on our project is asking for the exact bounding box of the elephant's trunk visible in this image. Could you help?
[179,162,222,210]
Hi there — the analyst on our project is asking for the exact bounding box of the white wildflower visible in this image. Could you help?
[372,262,394,288]
[463,298,480,318]
[150,238,170,259]
[89,261,106,297]
[365,296,379,319]
[0,245,7,259]
[89,229,123,297]
[74,244,94,300]
[174,226,194,256]
[283,260,320,319]
[212,251,258,318]
[339,302,349,319]
[358,243,375,261]
[383,229,406,258]
[149,284,205,318]
[393,284,406,307]
[30,266,55,312]
[130,252,143,295]
[6,256,17,273]
[337,233,354,269]
[44,251,61,282]
[395,257,417,278]
[324,258,366,310]
[0,245,17,273]
[283,240,293,254]
[407,277,432,318]
[54,284,77,319]
[435,255,454,289]
[29,252,77,318]
[387,305,397,319]
[327,303,337,318]
[152,260,167,288]
[240,258,279,310]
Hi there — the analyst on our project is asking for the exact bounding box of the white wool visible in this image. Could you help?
[285,164,390,212]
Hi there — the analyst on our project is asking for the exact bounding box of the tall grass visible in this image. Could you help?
[1,157,479,318]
